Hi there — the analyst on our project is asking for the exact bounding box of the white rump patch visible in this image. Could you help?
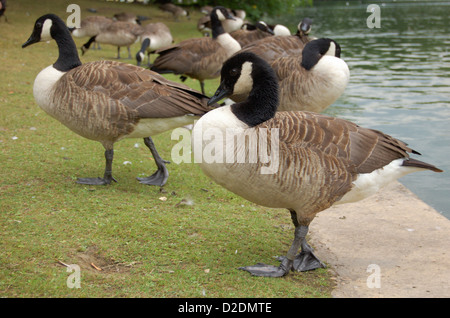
[337,159,425,205]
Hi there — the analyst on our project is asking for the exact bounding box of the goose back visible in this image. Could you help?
[94,20,143,46]
[71,15,113,38]
[239,35,307,63]
[230,23,274,47]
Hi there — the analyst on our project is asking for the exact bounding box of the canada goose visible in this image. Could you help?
[192,52,443,277]
[222,9,245,33]
[262,21,291,36]
[113,12,149,25]
[136,22,173,67]
[197,8,245,37]
[239,17,314,63]
[230,38,350,113]
[159,3,189,21]
[69,15,113,50]
[22,14,215,186]
[229,21,274,47]
[151,6,241,95]
[81,20,143,59]
[0,0,7,22]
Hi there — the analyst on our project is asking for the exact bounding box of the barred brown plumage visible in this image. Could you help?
[193,51,442,277]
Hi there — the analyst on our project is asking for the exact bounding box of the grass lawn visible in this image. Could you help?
[0,0,334,297]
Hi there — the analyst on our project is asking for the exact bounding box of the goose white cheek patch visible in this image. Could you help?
[41,19,53,42]
[233,61,253,96]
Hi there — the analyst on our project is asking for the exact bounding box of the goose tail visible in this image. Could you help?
[402,158,443,173]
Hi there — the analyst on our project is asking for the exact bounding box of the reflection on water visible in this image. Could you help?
[267,1,450,218]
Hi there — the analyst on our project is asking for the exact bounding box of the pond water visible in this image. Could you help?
[265,1,450,218]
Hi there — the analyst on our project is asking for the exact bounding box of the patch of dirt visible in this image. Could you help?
[64,245,139,274]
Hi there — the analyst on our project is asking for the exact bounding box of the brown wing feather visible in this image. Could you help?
[152,37,226,80]
[230,29,272,47]
[240,36,306,63]
[68,60,212,119]
[259,111,416,175]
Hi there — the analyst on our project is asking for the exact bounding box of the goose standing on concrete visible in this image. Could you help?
[239,17,314,63]
[23,14,215,186]
[136,22,173,67]
[229,38,350,113]
[192,52,442,277]
[151,6,241,95]
[81,20,143,59]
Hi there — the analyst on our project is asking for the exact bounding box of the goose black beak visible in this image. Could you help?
[208,82,231,106]
[22,32,40,48]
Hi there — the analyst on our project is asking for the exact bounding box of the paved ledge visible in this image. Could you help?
[309,181,450,298]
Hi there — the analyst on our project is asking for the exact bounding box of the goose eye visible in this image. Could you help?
[230,68,239,77]
[36,22,42,28]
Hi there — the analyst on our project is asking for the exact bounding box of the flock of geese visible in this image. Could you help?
[22,5,442,277]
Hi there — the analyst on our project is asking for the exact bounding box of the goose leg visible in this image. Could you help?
[116,47,121,59]
[239,213,325,277]
[77,149,118,185]
[127,46,132,59]
[199,81,205,95]
[137,137,169,186]
[239,224,306,277]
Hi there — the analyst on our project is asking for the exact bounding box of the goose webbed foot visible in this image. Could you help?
[76,176,117,185]
[137,137,169,186]
[239,222,324,277]
[277,244,326,272]
[239,258,293,278]
[76,149,116,185]
[137,165,168,186]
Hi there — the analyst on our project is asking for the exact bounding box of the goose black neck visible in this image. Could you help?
[140,38,151,52]
[301,39,334,71]
[211,13,226,39]
[52,18,82,72]
[231,69,279,127]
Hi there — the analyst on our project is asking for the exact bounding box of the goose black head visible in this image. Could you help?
[23,14,81,71]
[208,52,278,106]
[22,14,61,48]
[210,6,236,38]
[301,38,341,70]
[297,17,313,35]
[211,6,236,22]
[256,21,275,35]
[208,52,279,126]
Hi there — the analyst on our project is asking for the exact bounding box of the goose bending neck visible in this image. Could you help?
[52,19,82,72]
[211,12,226,38]
[231,67,279,127]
